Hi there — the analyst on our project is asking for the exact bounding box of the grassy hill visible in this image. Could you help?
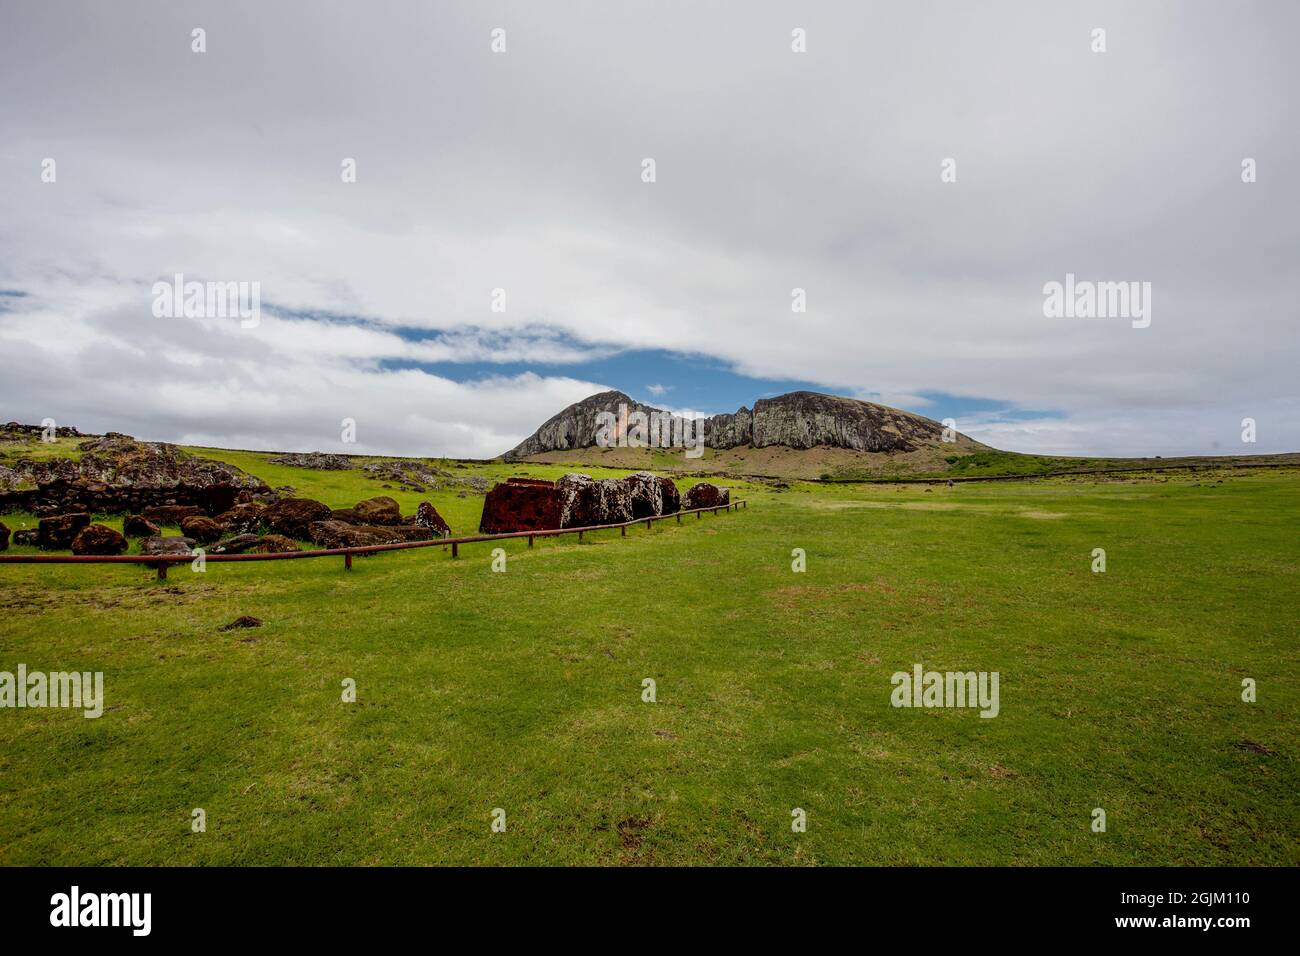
[1,444,1297,864]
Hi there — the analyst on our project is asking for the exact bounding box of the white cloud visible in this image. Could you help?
[0,1,1296,457]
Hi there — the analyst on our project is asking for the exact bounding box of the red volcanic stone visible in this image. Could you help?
[38,513,90,550]
[413,501,451,537]
[352,496,402,525]
[71,524,128,555]
[213,502,265,534]
[261,497,332,538]
[141,504,206,526]
[123,514,160,537]
[682,482,730,510]
[479,478,562,534]
[180,515,224,544]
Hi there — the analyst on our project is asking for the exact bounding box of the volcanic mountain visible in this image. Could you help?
[501,390,989,479]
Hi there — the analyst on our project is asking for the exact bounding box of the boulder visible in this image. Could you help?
[682,482,729,510]
[266,452,352,470]
[557,473,633,528]
[142,504,205,526]
[38,513,90,550]
[140,536,197,556]
[13,528,38,546]
[624,471,680,519]
[329,507,363,523]
[0,520,9,551]
[180,515,224,544]
[211,533,262,554]
[351,496,402,525]
[123,514,160,537]
[71,524,128,556]
[250,534,300,553]
[414,501,451,537]
[213,501,266,534]
[261,497,331,538]
[306,520,435,549]
[479,478,562,534]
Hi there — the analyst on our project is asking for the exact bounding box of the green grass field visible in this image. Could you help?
[1,452,1297,865]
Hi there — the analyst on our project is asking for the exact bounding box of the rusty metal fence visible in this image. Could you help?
[0,500,748,579]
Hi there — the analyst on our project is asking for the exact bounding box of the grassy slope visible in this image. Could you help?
[0,453,1297,865]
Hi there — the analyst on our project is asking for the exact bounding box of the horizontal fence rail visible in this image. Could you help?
[0,500,748,578]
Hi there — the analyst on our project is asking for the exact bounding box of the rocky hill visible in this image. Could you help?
[502,389,983,462]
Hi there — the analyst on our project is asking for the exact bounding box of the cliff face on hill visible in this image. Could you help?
[502,389,972,461]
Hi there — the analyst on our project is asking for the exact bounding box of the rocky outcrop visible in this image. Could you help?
[0,520,9,551]
[0,435,269,517]
[261,498,332,538]
[479,478,563,534]
[705,407,753,449]
[1,421,82,440]
[72,524,127,556]
[38,513,90,550]
[682,482,729,509]
[501,389,977,459]
[266,452,352,470]
[503,391,671,462]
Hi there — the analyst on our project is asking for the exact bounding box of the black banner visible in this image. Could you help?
[0,866,1278,941]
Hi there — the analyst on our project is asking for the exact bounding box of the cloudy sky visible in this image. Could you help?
[1,1,1296,458]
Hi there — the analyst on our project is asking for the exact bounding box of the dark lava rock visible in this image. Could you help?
[306,520,435,549]
[479,478,562,534]
[140,536,197,556]
[0,435,269,516]
[501,388,979,459]
[180,515,224,544]
[213,501,266,534]
[142,504,206,525]
[266,452,352,470]
[211,533,262,554]
[624,471,680,519]
[38,513,90,550]
[682,482,730,510]
[219,616,264,631]
[261,498,331,538]
[0,520,9,551]
[71,524,128,556]
[13,528,38,546]
[250,534,300,553]
[352,496,402,525]
[123,514,160,537]
[557,473,633,528]
[413,501,451,536]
